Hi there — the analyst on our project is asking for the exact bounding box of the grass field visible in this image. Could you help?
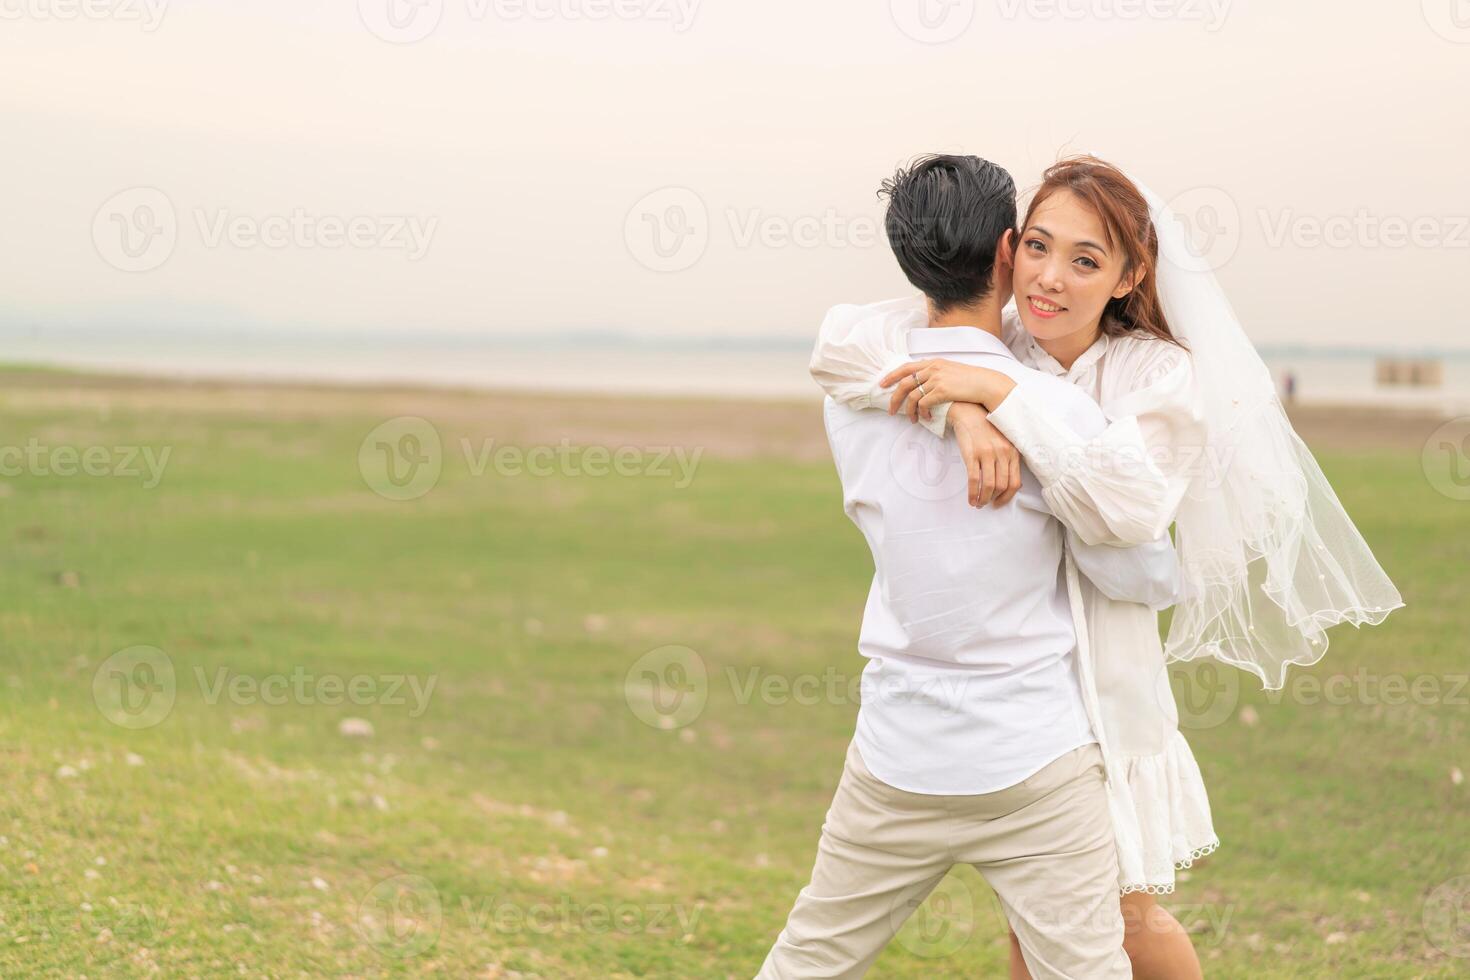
[0,370,1465,978]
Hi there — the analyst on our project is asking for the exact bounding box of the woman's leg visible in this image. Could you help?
[1007,891,1205,980]
[1007,928,1030,979]
[1119,890,1204,980]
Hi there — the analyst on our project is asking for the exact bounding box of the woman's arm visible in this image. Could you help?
[993,346,1204,546]
[809,297,952,437]
[947,403,1022,508]
[883,344,1205,546]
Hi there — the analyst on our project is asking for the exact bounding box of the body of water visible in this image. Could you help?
[5,327,1469,414]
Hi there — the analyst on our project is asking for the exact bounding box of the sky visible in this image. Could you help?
[2,0,1467,350]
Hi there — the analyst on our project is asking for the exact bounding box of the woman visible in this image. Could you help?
[808,156,1403,978]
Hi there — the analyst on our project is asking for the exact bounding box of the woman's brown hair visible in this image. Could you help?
[1020,155,1185,348]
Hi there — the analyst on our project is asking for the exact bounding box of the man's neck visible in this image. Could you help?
[926,298,1004,339]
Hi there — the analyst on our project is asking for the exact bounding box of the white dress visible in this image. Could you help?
[809,298,1220,895]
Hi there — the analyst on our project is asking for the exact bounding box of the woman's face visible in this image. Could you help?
[1011,188,1138,343]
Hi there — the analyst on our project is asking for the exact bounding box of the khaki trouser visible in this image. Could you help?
[756,741,1130,979]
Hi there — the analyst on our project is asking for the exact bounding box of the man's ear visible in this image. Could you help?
[1111,261,1146,300]
[997,228,1017,271]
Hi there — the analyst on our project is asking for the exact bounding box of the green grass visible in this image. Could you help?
[0,383,1466,977]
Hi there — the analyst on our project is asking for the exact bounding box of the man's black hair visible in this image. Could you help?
[879,154,1016,315]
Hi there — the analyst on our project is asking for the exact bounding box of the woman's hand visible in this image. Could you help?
[948,402,1022,508]
[879,359,1017,422]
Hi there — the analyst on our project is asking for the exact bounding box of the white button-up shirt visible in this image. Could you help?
[819,309,1179,795]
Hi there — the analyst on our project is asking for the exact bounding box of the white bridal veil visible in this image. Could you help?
[1136,181,1404,690]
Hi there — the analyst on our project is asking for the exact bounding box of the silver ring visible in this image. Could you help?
[916,383,927,397]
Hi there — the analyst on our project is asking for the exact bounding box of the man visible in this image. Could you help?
[756,155,1175,978]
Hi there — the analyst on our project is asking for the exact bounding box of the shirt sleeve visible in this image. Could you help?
[985,342,1204,546]
[809,298,949,437]
[1067,529,1181,611]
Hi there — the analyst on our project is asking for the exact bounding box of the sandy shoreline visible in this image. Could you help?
[0,367,1449,460]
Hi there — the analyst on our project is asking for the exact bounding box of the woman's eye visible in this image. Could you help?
[1075,256,1099,270]
[1024,239,1045,253]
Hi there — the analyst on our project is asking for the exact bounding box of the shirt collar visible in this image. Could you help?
[906,326,1016,360]
[1023,331,1109,380]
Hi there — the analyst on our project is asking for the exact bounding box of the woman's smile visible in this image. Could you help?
[1027,295,1067,319]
